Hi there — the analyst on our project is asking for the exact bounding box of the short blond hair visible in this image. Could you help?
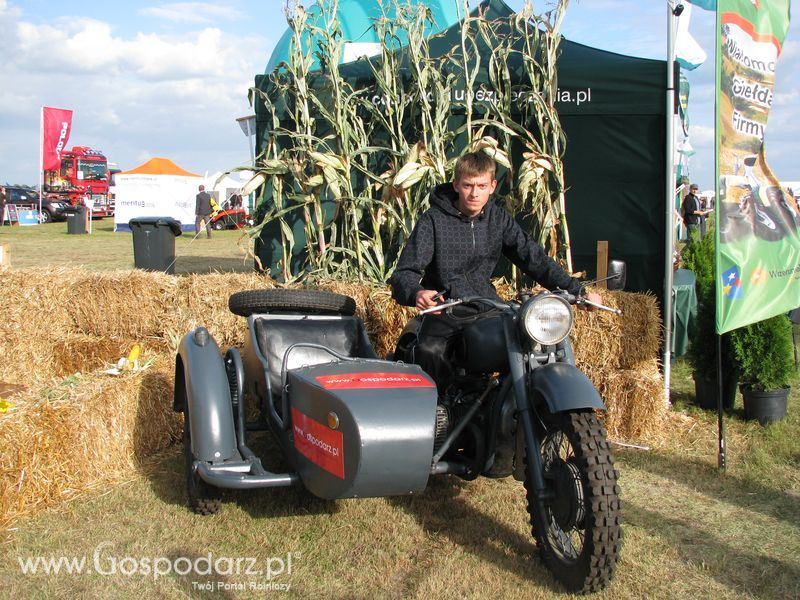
[454,152,496,182]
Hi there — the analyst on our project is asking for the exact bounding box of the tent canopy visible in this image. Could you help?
[114,157,201,233]
[254,0,668,301]
[122,157,200,177]
[265,0,462,73]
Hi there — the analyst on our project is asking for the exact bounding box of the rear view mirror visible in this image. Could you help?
[607,260,627,291]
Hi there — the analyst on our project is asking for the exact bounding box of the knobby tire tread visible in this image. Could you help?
[184,411,222,515]
[525,411,621,594]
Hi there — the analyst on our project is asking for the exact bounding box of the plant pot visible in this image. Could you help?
[693,372,737,410]
[741,386,789,425]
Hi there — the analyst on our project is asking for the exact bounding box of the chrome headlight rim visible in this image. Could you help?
[519,293,573,345]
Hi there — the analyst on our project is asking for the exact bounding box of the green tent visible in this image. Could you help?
[253,0,668,301]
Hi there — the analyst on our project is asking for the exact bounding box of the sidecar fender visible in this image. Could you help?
[173,327,238,462]
[530,363,606,413]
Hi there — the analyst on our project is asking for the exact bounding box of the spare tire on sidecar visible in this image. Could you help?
[174,289,438,514]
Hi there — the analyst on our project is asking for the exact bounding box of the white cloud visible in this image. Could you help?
[139,2,243,24]
[0,5,270,182]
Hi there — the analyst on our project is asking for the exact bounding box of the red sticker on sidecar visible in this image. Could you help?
[315,372,435,389]
[291,407,344,479]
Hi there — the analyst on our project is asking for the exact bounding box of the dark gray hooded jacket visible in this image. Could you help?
[389,183,583,306]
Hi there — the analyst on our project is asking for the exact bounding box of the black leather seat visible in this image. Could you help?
[254,316,377,394]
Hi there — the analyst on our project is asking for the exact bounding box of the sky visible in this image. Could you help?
[0,0,797,191]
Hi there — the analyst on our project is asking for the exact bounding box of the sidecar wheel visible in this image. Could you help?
[184,410,222,515]
[228,289,356,317]
[525,411,621,593]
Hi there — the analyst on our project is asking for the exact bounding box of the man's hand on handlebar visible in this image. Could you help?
[416,289,445,311]
[581,291,603,309]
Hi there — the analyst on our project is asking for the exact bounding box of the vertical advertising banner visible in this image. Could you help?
[41,106,73,171]
[715,0,794,334]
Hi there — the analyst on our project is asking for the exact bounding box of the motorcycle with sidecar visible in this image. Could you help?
[174,287,621,593]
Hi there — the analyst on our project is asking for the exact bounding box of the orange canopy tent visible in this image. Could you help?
[114,157,202,232]
[121,157,200,177]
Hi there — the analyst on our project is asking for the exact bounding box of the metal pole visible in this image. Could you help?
[38,107,44,222]
[716,333,726,469]
[663,2,678,405]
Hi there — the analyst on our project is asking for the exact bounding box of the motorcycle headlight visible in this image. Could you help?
[519,294,573,345]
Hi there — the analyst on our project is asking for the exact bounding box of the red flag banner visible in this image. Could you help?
[41,107,73,171]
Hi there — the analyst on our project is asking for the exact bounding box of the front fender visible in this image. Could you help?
[530,363,606,413]
[174,327,238,462]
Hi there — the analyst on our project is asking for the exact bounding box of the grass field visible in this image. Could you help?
[0,219,255,273]
[0,221,798,599]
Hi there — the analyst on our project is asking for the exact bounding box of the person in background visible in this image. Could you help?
[195,185,213,239]
[681,184,708,243]
[0,186,6,225]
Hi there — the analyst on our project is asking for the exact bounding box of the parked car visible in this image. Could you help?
[3,186,74,223]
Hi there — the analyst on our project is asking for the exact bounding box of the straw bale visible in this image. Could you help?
[168,272,276,350]
[0,356,180,530]
[572,289,661,371]
[588,360,668,441]
[51,335,145,377]
[0,267,81,384]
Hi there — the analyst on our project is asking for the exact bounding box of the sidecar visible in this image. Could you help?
[174,289,439,514]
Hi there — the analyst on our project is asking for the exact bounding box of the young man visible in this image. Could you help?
[390,151,598,310]
[389,151,599,383]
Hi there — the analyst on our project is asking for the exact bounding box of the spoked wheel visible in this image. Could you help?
[183,408,222,515]
[525,411,621,594]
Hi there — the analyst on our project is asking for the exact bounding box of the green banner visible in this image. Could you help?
[715,0,795,334]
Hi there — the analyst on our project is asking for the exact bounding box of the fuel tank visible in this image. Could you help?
[287,360,437,499]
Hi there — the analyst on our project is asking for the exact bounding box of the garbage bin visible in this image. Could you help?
[66,206,89,234]
[129,217,182,274]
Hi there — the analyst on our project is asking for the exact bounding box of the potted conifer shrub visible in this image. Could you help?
[682,224,737,409]
[730,314,793,425]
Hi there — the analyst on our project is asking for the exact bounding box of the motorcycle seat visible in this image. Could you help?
[254,316,378,395]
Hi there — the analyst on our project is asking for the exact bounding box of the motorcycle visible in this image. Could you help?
[174,287,621,593]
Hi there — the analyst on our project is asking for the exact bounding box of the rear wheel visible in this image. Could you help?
[229,288,356,317]
[525,411,621,593]
[40,210,52,223]
[184,409,222,515]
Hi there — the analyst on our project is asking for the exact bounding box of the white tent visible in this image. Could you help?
[114,157,202,232]
[204,170,254,208]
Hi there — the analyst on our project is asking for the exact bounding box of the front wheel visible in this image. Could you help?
[525,411,621,593]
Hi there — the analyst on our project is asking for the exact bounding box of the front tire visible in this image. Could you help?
[525,411,621,593]
[40,210,52,223]
[184,409,222,515]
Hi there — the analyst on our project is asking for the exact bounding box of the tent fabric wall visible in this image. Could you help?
[254,0,668,301]
[114,158,201,233]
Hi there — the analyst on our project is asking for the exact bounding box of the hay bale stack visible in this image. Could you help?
[0,267,667,528]
[0,356,180,531]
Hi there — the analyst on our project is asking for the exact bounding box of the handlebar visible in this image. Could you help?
[421,290,622,316]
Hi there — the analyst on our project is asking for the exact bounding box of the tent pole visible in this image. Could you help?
[663,2,678,406]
